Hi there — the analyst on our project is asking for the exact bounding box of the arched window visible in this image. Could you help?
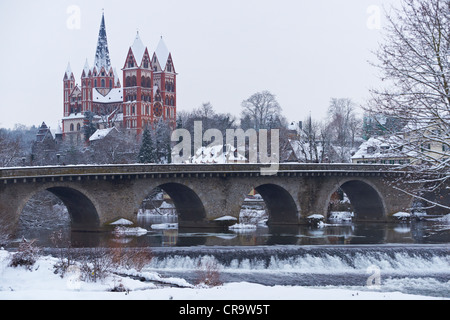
[77,123,81,131]
[109,79,113,88]
[101,79,105,88]
[94,79,97,87]
[70,124,74,131]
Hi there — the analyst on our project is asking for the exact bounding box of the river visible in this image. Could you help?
[13,214,450,298]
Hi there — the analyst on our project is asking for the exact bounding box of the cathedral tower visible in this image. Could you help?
[63,13,177,140]
[123,32,153,135]
[153,37,177,128]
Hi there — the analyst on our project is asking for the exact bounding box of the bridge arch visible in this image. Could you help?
[251,183,299,225]
[18,185,100,230]
[141,182,206,224]
[326,179,386,221]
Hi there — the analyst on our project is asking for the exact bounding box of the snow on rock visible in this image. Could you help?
[229,223,257,231]
[110,218,134,226]
[214,216,238,221]
[113,226,148,236]
[393,212,411,221]
[329,211,354,222]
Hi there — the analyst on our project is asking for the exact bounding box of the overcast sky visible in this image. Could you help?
[0,0,397,130]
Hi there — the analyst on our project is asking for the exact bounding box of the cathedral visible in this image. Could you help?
[62,13,177,142]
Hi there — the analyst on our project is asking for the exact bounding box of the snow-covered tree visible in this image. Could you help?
[241,91,283,130]
[83,111,97,142]
[367,0,450,209]
[327,98,361,162]
[138,127,157,163]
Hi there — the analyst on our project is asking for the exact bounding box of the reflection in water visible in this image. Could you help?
[13,212,450,248]
[76,217,449,247]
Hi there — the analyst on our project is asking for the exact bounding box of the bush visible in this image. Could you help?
[79,247,114,282]
[50,230,78,277]
[195,256,223,287]
[9,238,40,270]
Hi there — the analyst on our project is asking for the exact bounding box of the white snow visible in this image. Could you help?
[89,127,119,142]
[151,223,178,230]
[229,223,258,231]
[0,249,443,300]
[214,216,238,221]
[113,226,148,236]
[393,212,411,220]
[190,144,247,164]
[307,214,325,220]
[65,62,73,78]
[109,218,134,226]
[351,136,416,162]
[130,32,146,66]
[329,211,353,222]
[92,88,123,103]
[155,37,170,70]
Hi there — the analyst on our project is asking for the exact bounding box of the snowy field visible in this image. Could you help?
[0,249,445,300]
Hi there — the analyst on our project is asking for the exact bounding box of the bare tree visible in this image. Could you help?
[0,129,23,167]
[327,98,361,162]
[367,0,450,208]
[90,131,138,164]
[241,91,282,130]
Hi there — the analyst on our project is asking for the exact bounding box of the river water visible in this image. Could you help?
[14,214,450,298]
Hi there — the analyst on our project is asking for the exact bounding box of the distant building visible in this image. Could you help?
[89,127,120,144]
[31,122,60,165]
[62,13,177,143]
[351,136,413,164]
[352,120,450,165]
[188,144,247,164]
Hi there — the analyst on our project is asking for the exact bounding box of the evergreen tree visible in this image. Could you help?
[138,127,156,163]
[83,111,97,142]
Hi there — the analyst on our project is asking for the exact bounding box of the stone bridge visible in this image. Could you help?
[0,164,417,230]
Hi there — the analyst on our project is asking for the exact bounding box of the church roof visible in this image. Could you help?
[131,32,146,66]
[93,13,112,72]
[83,59,90,76]
[93,88,123,103]
[65,62,73,79]
[155,37,170,70]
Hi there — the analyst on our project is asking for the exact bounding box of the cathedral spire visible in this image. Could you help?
[94,12,111,71]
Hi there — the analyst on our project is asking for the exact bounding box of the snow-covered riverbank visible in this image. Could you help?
[0,249,446,300]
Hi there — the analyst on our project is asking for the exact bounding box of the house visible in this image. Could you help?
[351,136,413,164]
[352,119,450,165]
[190,144,247,164]
[31,122,60,166]
[88,127,120,143]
